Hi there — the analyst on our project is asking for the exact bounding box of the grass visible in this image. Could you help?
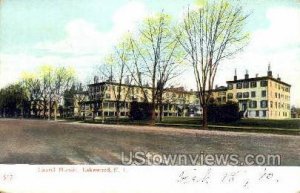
[161,116,300,129]
[58,113,300,135]
[83,117,150,125]
[213,118,300,129]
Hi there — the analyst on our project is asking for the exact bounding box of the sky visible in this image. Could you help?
[0,0,300,106]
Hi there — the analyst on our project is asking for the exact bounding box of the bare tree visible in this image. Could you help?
[178,0,249,128]
[98,40,134,123]
[52,67,75,120]
[126,12,184,124]
[23,65,75,120]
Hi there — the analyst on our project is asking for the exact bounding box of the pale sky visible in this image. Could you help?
[0,0,300,106]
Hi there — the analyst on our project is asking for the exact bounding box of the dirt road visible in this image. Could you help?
[0,119,299,165]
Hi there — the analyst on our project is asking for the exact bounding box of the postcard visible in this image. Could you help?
[0,0,299,192]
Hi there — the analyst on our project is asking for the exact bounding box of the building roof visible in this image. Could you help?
[211,86,228,92]
[88,81,151,89]
[226,76,291,87]
[88,81,192,94]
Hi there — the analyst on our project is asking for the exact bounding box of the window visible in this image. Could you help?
[106,93,111,99]
[262,110,267,117]
[270,101,273,108]
[237,83,242,89]
[228,84,233,90]
[249,101,257,108]
[261,90,267,97]
[251,91,256,98]
[260,100,268,108]
[227,93,233,99]
[243,92,249,98]
[256,110,259,117]
[243,82,249,88]
[260,80,268,87]
[275,93,277,98]
[250,81,257,88]
[236,92,243,98]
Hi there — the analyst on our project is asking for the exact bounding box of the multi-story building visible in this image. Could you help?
[74,65,291,120]
[76,78,200,120]
[226,65,291,119]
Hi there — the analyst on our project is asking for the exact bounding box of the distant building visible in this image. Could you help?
[291,106,300,118]
[211,85,228,104]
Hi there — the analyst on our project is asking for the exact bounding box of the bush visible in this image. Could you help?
[208,101,240,123]
[129,101,152,120]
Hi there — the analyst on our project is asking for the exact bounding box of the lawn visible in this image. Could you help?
[83,116,300,130]
[161,116,300,129]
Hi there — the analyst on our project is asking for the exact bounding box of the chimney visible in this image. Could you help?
[138,72,142,84]
[245,69,249,79]
[256,73,259,78]
[125,75,130,84]
[277,74,281,81]
[267,63,272,77]
[234,69,237,81]
[94,76,99,84]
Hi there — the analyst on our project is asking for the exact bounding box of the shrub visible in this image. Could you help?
[129,101,152,120]
[208,101,240,123]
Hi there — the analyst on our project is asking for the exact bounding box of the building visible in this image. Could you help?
[211,85,228,104]
[76,78,200,120]
[226,65,291,119]
[291,106,300,118]
[72,90,89,118]
[74,65,291,120]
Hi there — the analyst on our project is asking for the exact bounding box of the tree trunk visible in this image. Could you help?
[21,106,24,119]
[48,100,51,121]
[42,100,45,119]
[159,104,163,123]
[54,101,57,121]
[158,93,163,123]
[202,105,208,129]
[150,103,156,125]
[116,101,120,125]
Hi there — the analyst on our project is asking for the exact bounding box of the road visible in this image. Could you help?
[0,119,299,165]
